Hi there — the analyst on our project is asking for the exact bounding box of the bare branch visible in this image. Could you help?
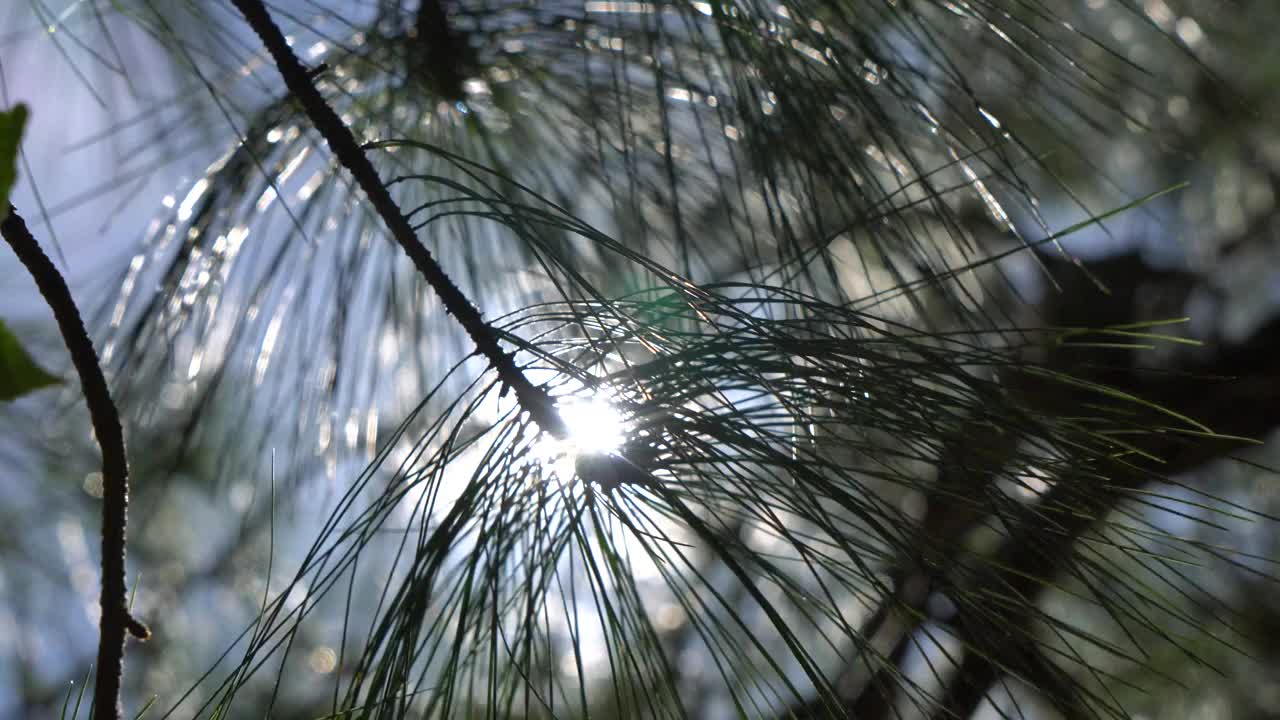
[2,206,148,720]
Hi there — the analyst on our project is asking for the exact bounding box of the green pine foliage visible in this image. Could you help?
[6,1,1275,719]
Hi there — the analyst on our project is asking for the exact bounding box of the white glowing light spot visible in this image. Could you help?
[978,106,1002,129]
[559,397,626,456]
[177,179,209,222]
[256,186,278,212]
[297,171,325,200]
[532,396,628,484]
[1175,16,1204,46]
[584,1,655,12]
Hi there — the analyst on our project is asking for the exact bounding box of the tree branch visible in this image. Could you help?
[792,252,1280,720]
[228,0,568,440]
[930,312,1280,719]
[412,0,469,100]
[2,206,148,720]
[843,421,1021,718]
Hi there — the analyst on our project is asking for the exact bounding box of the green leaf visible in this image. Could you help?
[0,319,60,401]
[0,103,29,224]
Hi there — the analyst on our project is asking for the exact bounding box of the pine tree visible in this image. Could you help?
[3,1,1277,719]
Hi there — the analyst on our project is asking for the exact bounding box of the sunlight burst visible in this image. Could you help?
[535,395,628,483]
[558,397,626,455]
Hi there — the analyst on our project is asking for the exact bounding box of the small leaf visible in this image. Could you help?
[0,319,61,401]
[0,103,29,223]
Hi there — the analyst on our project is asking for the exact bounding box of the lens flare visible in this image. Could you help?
[534,395,627,483]
[558,397,626,455]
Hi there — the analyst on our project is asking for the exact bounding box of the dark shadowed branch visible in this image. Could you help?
[793,252,1280,720]
[2,206,148,720]
[928,308,1280,720]
[227,0,568,441]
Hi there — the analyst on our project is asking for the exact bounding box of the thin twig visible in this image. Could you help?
[227,0,567,440]
[2,205,148,720]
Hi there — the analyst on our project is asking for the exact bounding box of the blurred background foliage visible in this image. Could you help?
[3,1,1280,718]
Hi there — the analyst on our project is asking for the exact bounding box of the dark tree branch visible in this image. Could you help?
[929,310,1280,720]
[227,0,568,440]
[790,252,1280,720]
[412,0,470,100]
[2,206,148,720]
[934,478,1124,720]
[844,421,1021,718]
[943,599,1101,720]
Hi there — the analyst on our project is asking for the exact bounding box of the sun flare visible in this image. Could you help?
[558,397,626,455]
[534,395,628,483]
